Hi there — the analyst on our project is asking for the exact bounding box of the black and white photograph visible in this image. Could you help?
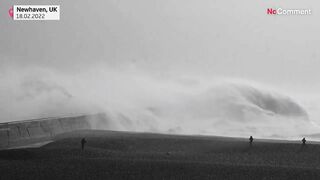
[1,0,320,179]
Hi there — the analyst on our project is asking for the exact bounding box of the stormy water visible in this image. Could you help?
[0,65,319,140]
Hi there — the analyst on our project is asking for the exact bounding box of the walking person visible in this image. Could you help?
[302,137,306,145]
[249,136,253,146]
[81,138,87,151]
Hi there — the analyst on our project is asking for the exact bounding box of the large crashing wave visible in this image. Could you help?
[234,84,308,118]
[95,82,313,139]
[1,66,317,139]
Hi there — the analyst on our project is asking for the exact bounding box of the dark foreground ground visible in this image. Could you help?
[1,130,320,180]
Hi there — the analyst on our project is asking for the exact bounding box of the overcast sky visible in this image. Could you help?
[1,0,319,90]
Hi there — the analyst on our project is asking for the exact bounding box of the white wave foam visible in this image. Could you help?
[0,66,318,139]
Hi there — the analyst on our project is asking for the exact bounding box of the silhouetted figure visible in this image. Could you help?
[302,137,306,145]
[249,136,253,146]
[81,138,87,151]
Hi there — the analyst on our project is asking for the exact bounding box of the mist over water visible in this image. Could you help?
[1,64,319,139]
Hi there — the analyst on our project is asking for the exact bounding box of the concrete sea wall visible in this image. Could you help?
[0,114,106,149]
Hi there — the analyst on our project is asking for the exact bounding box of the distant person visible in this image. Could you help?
[302,137,306,145]
[81,138,87,151]
[249,136,253,146]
